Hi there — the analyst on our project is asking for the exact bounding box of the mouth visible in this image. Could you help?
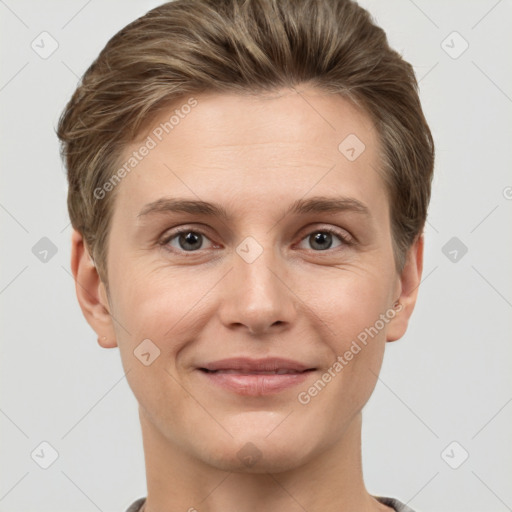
[196,358,317,396]
[199,357,316,373]
[199,368,313,375]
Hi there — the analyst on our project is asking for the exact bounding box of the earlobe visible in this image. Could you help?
[386,234,424,343]
[70,229,118,348]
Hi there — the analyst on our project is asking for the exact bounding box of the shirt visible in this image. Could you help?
[125,495,417,511]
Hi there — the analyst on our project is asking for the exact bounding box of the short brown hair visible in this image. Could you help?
[57,0,434,285]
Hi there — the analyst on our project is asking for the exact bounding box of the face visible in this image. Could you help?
[78,87,420,473]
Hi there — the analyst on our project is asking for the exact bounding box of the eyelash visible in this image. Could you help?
[158,226,354,255]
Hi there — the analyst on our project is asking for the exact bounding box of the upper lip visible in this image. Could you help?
[199,357,315,373]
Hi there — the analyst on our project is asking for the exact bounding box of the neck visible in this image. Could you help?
[139,408,389,512]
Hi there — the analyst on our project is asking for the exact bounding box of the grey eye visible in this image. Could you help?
[167,231,211,251]
[297,230,345,251]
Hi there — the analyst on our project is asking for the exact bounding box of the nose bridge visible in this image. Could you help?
[219,233,295,334]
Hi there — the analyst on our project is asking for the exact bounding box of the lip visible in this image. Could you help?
[197,357,316,396]
[200,357,314,372]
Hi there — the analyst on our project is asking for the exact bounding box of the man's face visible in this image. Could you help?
[101,87,405,471]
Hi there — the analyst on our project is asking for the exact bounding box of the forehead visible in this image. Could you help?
[141,88,378,158]
[112,87,386,222]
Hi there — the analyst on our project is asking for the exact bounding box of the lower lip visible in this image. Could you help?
[198,370,314,396]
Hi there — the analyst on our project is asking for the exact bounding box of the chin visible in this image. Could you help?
[206,446,310,474]
[196,426,317,474]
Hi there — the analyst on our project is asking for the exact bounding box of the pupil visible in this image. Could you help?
[311,232,332,250]
[180,232,201,251]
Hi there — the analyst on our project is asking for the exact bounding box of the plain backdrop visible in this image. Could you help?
[1,1,511,511]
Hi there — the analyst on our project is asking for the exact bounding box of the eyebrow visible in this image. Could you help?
[137,195,371,221]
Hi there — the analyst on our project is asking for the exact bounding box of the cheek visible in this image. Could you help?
[108,263,217,357]
[309,268,394,349]
[296,277,390,422]
[107,269,203,423]
[299,268,394,402]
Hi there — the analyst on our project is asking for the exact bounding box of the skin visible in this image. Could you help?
[71,86,423,512]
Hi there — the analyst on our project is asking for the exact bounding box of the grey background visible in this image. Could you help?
[1,1,511,511]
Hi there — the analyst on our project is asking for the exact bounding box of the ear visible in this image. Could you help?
[386,233,424,343]
[70,229,118,348]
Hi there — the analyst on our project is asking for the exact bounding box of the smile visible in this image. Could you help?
[196,358,317,396]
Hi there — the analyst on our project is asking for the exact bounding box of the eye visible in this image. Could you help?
[296,228,352,251]
[161,228,215,252]
[159,226,353,255]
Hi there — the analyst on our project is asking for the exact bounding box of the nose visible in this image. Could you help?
[217,239,297,336]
